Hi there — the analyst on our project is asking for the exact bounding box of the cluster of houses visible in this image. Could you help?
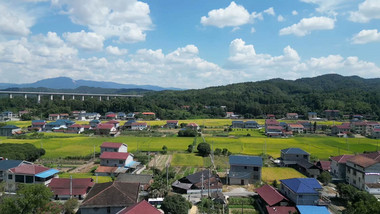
[331,120,380,138]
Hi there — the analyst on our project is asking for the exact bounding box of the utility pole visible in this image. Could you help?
[70,175,73,198]
[166,164,169,190]
[208,168,211,197]
[93,144,95,160]
[201,172,204,198]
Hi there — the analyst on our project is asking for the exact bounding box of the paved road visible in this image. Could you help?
[224,188,257,197]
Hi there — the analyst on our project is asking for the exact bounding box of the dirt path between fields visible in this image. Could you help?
[69,161,96,173]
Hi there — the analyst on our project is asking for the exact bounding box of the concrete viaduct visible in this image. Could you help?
[0,91,143,103]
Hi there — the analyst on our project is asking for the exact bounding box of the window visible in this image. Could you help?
[303,155,308,159]
[107,207,111,214]
[15,175,24,183]
[244,166,247,169]
[119,160,123,164]
[253,167,259,171]
[25,176,34,183]
[8,174,12,180]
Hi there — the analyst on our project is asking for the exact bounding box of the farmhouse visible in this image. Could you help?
[228,155,262,185]
[286,113,298,120]
[0,160,28,182]
[255,184,297,214]
[287,124,304,134]
[172,169,222,194]
[89,119,101,128]
[186,122,200,130]
[372,127,380,139]
[315,160,331,172]
[165,120,179,128]
[107,120,121,129]
[48,178,94,200]
[116,174,153,191]
[100,152,133,168]
[280,178,322,205]
[308,112,317,120]
[1,111,13,120]
[245,121,259,129]
[295,159,321,178]
[280,148,310,166]
[265,126,283,137]
[296,205,330,214]
[101,142,128,153]
[231,121,244,128]
[5,164,59,192]
[330,155,354,180]
[96,123,117,136]
[265,119,280,128]
[79,182,140,214]
[59,113,69,119]
[31,120,46,131]
[67,124,84,134]
[131,122,148,130]
[48,114,60,121]
[331,123,351,136]
[0,125,21,136]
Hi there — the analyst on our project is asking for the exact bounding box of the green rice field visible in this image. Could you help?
[59,172,112,183]
[262,167,306,183]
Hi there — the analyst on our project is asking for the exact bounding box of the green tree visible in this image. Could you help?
[317,171,332,185]
[0,184,53,214]
[272,180,278,188]
[197,143,211,157]
[187,145,193,153]
[161,194,191,214]
[161,145,168,154]
[214,148,222,156]
[64,198,79,214]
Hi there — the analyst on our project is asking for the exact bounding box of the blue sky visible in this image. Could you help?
[0,0,380,88]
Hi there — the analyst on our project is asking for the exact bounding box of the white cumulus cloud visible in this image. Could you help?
[278,15,285,22]
[0,2,35,36]
[349,0,380,23]
[63,30,105,51]
[279,16,335,36]
[264,7,275,16]
[292,10,298,15]
[106,46,128,55]
[351,29,380,44]
[52,0,152,43]
[300,0,347,15]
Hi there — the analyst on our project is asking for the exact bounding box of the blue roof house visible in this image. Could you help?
[297,205,330,214]
[280,178,322,205]
[229,155,263,185]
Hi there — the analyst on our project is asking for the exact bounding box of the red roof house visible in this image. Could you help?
[116,200,161,214]
[48,178,94,200]
[100,152,130,160]
[255,184,289,207]
[100,142,128,153]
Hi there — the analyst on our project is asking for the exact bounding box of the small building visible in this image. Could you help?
[131,122,148,131]
[308,112,318,120]
[18,110,29,117]
[286,113,298,120]
[325,110,340,120]
[172,169,223,194]
[107,120,121,129]
[231,121,244,128]
[331,123,351,136]
[67,124,84,134]
[31,120,46,131]
[100,152,133,168]
[48,114,60,121]
[0,125,21,136]
[266,126,283,137]
[116,200,161,214]
[228,155,262,185]
[96,123,118,136]
[280,148,310,166]
[100,142,128,153]
[280,178,322,205]
[372,127,380,139]
[106,113,117,120]
[48,178,94,200]
[116,174,153,191]
[330,155,354,180]
[255,184,290,206]
[186,123,200,130]
[315,161,331,172]
[225,112,234,118]
[1,111,13,120]
[267,114,276,119]
[296,160,321,178]
[288,124,304,134]
[89,119,101,128]
[59,113,69,120]
[265,119,280,128]
[117,112,127,120]
[0,160,27,182]
[244,121,259,129]
[165,120,179,129]
[79,182,140,214]
[5,164,59,192]
[126,113,135,120]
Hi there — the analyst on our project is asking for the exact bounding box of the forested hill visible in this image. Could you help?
[1,74,380,120]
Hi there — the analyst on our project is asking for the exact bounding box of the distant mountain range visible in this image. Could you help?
[0,77,182,91]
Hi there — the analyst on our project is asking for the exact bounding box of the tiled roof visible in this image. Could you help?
[101,142,122,148]
[117,200,161,214]
[97,123,114,130]
[288,124,304,128]
[266,206,297,214]
[32,122,46,125]
[142,112,155,115]
[287,113,298,116]
[49,114,59,116]
[229,155,263,166]
[166,120,178,123]
[187,123,199,127]
[131,122,147,126]
[280,178,322,194]
[348,155,378,168]
[361,151,380,161]
[95,166,118,173]
[330,155,354,163]
[100,152,129,160]
[106,114,116,118]
[10,164,51,175]
[48,178,94,196]
[0,160,24,170]
[106,120,120,124]
[266,119,279,125]
[266,126,283,130]
[281,148,309,155]
[0,125,20,129]
[315,161,331,171]
[69,124,82,128]
[255,184,288,206]
[80,182,139,208]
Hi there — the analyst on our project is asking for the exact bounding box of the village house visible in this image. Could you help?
[280,178,322,205]
[297,121,312,132]
[107,120,121,129]
[131,122,148,131]
[1,111,13,120]
[296,205,330,214]
[172,169,223,194]
[330,155,354,180]
[186,122,200,131]
[228,155,262,185]
[286,113,298,120]
[350,121,368,135]
[280,148,310,166]
[315,160,331,172]
[255,184,297,214]
[66,124,84,134]
[142,112,156,119]
[18,110,29,117]
[0,125,21,136]
[100,152,133,168]
[96,123,118,136]
[126,113,135,120]
[165,120,179,128]
[116,174,153,191]
[117,112,127,120]
[79,182,140,214]
[287,124,304,134]
[0,160,29,182]
[295,160,321,178]
[31,120,46,131]
[48,178,94,200]
[5,164,59,192]
[372,126,380,139]
[71,111,81,119]
[346,151,380,194]
[100,142,128,153]
[231,121,244,128]
[225,112,234,118]
[59,113,69,120]
[265,126,283,137]
[106,113,117,120]
[48,114,60,121]
[45,119,75,131]
[308,112,318,120]
[89,119,101,128]
[266,114,276,119]
[366,121,379,136]
[331,123,351,136]
[116,200,161,214]
[244,121,259,128]
[265,119,280,128]
[79,112,101,121]
[122,120,136,130]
